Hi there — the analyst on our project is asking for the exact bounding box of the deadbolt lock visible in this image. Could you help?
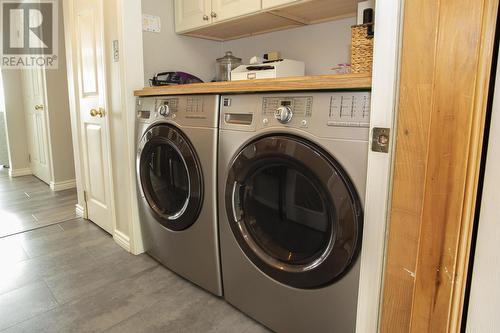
[372,127,391,153]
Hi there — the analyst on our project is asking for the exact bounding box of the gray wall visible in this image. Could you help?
[0,112,9,166]
[223,17,355,76]
[1,69,30,172]
[45,0,76,183]
[141,1,354,82]
[141,0,222,85]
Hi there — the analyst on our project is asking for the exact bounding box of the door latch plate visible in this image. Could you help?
[372,127,391,153]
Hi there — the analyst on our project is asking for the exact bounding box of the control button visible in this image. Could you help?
[274,106,293,124]
[171,113,176,119]
[158,104,170,117]
[158,105,165,115]
[223,98,231,107]
[301,120,307,127]
[263,118,269,125]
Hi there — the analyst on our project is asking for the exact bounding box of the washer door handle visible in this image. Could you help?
[231,182,243,222]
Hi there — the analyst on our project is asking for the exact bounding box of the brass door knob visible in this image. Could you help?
[90,108,105,118]
[211,11,217,18]
[34,104,44,111]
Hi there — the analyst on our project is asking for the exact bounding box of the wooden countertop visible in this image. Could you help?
[134,73,371,97]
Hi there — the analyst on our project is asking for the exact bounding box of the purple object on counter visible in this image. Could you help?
[150,71,204,86]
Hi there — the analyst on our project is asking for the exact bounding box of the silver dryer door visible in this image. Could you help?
[138,124,203,231]
[225,135,363,289]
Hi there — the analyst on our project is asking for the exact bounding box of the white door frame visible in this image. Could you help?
[62,0,118,234]
[355,1,403,332]
[115,0,145,254]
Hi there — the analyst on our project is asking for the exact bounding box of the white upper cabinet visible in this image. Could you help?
[175,0,358,41]
[211,0,262,22]
[262,0,299,9]
[174,0,211,32]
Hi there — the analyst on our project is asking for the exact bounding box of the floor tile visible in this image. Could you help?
[3,267,180,333]
[44,252,158,304]
[0,281,58,331]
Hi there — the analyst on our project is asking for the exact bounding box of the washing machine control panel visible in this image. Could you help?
[263,97,312,127]
[156,98,179,118]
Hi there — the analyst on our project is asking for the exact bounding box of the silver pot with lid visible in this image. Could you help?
[215,51,242,82]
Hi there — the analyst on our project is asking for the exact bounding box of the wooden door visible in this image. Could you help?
[73,0,113,234]
[174,0,211,32]
[211,0,261,22]
[22,68,52,184]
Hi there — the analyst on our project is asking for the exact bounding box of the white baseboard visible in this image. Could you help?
[75,204,85,218]
[114,230,131,252]
[50,179,76,191]
[9,167,32,177]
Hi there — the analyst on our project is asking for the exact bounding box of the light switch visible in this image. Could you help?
[142,14,161,33]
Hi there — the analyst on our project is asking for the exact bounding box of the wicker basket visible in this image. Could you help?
[351,24,374,73]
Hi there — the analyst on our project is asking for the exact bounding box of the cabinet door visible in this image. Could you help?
[262,0,300,9]
[175,0,211,33]
[211,0,261,22]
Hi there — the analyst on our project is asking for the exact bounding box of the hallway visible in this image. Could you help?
[0,168,77,238]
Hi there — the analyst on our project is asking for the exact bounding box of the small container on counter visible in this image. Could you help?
[215,51,242,82]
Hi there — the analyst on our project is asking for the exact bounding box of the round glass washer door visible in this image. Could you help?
[138,124,203,231]
[225,135,363,289]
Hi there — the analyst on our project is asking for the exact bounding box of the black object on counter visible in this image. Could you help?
[150,72,203,86]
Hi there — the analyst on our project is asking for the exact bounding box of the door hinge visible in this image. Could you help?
[371,127,391,153]
[83,190,88,203]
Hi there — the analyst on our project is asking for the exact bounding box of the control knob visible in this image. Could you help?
[274,106,293,124]
[158,104,170,117]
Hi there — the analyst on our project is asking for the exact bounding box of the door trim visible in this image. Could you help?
[354,1,403,332]
[62,0,117,235]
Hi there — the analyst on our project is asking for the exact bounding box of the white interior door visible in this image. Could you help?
[22,68,52,184]
[211,0,261,22]
[465,46,500,332]
[73,0,113,234]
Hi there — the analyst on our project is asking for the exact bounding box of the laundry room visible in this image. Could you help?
[135,1,396,332]
[0,0,497,332]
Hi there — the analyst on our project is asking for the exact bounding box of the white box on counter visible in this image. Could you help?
[231,59,305,81]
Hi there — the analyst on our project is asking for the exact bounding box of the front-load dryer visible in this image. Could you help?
[218,92,371,332]
[135,95,222,296]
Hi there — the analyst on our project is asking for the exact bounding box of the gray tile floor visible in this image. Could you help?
[0,218,269,332]
[0,168,77,238]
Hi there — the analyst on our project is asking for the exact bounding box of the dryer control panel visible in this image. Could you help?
[220,92,371,141]
[328,92,371,128]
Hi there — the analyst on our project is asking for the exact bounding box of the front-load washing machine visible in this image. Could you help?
[135,95,222,296]
[218,92,371,332]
